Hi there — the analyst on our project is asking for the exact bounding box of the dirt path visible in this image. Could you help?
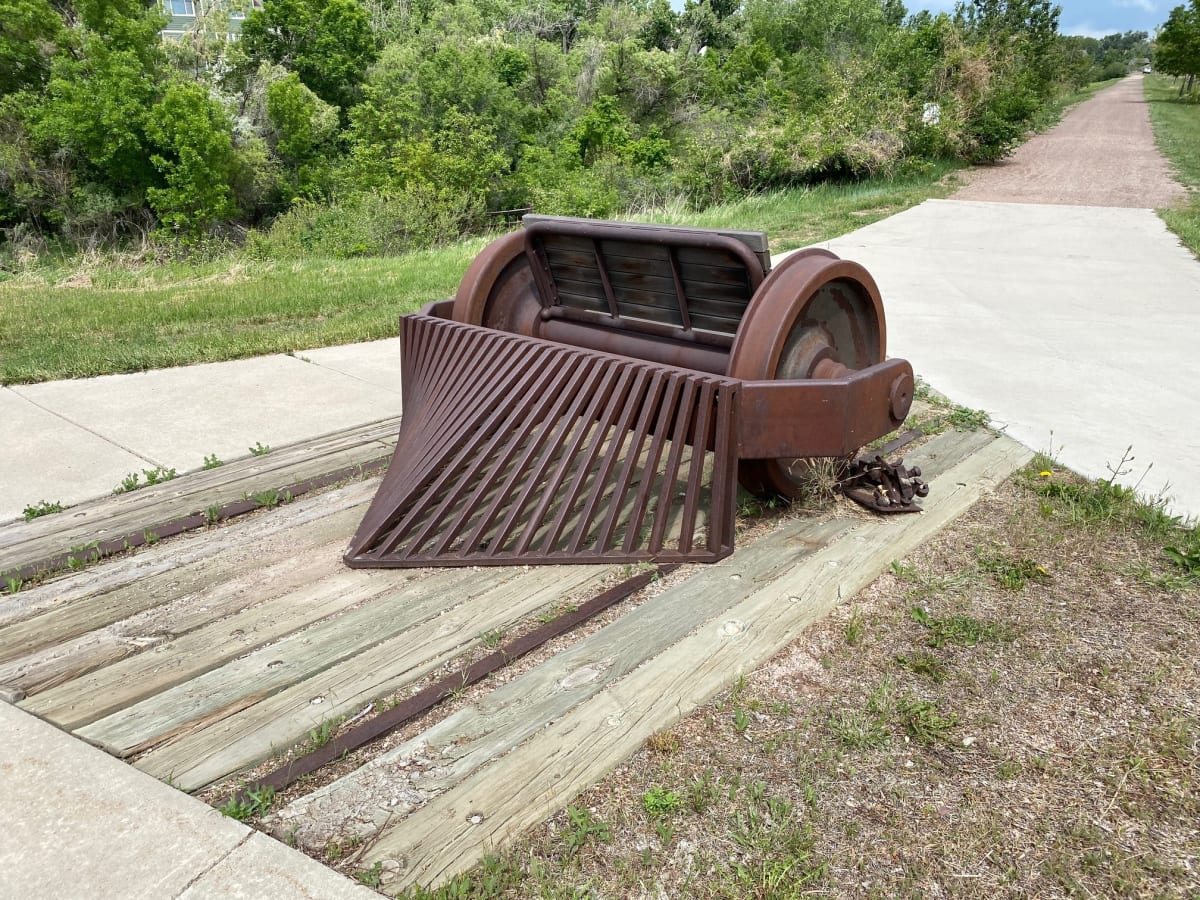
[952,75,1188,208]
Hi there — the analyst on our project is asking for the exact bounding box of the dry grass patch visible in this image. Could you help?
[400,460,1199,899]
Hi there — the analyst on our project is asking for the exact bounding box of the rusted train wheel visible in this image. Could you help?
[728,249,891,500]
[452,231,541,335]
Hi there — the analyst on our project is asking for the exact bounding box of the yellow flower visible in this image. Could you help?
[1038,470,1052,478]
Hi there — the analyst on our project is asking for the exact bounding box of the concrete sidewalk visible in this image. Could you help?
[0,701,378,899]
[822,199,1200,521]
[1,341,403,523]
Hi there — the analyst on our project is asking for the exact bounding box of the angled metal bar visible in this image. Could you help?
[592,370,669,554]
[647,377,698,552]
[622,375,685,554]
[666,246,694,333]
[478,358,608,557]
[591,238,622,320]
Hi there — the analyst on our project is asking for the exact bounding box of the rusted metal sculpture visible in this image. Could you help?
[345,215,916,568]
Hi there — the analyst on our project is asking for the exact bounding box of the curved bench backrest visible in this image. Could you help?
[523,215,769,345]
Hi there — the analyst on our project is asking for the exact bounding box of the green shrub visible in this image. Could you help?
[962,75,1041,163]
[145,82,238,238]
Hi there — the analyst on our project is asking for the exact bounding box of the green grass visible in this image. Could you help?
[635,161,961,253]
[0,243,485,384]
[1143,75,1200,257]
[0,168,960,384]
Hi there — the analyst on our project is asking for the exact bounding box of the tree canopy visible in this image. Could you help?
[1156,2,1200,91]
[0,0,1108,252]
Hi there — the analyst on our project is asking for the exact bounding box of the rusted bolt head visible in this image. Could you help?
[889,373,914,422]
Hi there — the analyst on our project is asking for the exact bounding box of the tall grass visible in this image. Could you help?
[634,161,961,252]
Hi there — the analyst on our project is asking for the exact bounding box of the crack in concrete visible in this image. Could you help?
[5,387,166,469]
[171,829,254,898]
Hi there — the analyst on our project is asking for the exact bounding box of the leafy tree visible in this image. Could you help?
[31,43,159,196]
[956,0,1061,91]
[74,0,168,65]
[240,0,377,110]
[570,95,631,165]
[145,81,238,236]
[1156,3,1200,93]
[266,72,338,179]
[0,0,62,93]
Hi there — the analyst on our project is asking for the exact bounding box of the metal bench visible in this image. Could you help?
[345,215,914,567]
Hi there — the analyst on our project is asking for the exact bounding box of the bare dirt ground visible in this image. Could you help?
[953,76,1189,208]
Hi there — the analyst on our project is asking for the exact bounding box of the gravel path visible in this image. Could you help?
[952,74,1188,208]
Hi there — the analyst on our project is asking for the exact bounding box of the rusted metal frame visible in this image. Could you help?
[735,358,912,460]
[411,328,543,468]
[363,334,534,555]
[708,382,739,555]
[412,351,591,557]
[397,318,491,466]
[565,367,655,555]
[232,563,678,807]
[528,364,633,556]
[393,341,566,555]
[538,305,736,349]
[432,352,598,559]
[523,218,766,294]
[404,330,557,478]
[477,358,613,558]
[665,245,694,333]
[591,370,671,554]
[368,342,560,559]
[536,365,639,555]
[647,378,699,552]
[676,380,717,555]
[590,238,622,320]
[524,236,560,312]
[618,375,685,554]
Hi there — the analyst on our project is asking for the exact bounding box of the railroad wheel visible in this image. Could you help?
[452,230,541,335]
[729,249,888,500]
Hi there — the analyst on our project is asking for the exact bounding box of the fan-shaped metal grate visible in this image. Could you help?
[344,315,740,567]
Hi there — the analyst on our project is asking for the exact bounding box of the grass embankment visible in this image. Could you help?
[1144,75,1200,256]
[0,244,484,384]
[0,167,959,385]
[393,456,1200,898]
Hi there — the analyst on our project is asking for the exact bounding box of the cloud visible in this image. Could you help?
[1113,0,1156,13]
[1061,22,1114,38]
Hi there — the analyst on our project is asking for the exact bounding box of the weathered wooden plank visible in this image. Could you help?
[4,532,357,699]
[269,516,855,848]
[76,566,501,753]
[22,551,450,727]
[550,287,611,315]
[552,267,753,311]
[0,417,399,576]
[134,564,614,791]
[0,484,377,667]
[544,248,754,288]
[0,480,375,632]
[552,274,748,330]
[357,433,1033,890]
